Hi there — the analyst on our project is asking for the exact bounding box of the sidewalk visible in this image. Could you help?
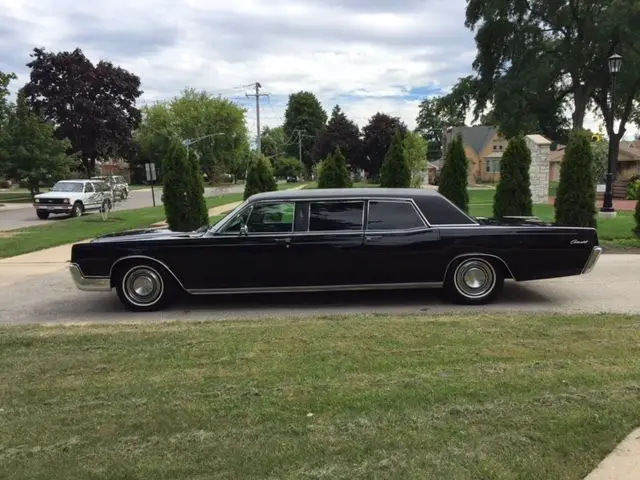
[583,427,640,479]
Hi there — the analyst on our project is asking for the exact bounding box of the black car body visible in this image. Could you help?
[69,188,602,311]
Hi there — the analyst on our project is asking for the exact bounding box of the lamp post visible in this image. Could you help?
[182,132,227,158]
[600,53,623,216]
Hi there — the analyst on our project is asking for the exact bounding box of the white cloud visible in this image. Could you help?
[0,0,636,141]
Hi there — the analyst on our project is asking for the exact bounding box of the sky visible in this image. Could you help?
[0,0,634,141]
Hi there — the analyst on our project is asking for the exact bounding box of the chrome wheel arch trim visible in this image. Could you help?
[443,252,516,282]
[109,255,187,291]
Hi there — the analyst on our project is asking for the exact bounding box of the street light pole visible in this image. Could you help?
[600,53,623,216]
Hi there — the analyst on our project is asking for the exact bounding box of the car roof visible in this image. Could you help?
[58,179,93,183]
[248,187,440,202]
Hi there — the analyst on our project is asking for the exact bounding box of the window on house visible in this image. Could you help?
[486,158,501,173]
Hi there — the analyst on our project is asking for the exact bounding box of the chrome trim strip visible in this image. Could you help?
[109,255,187,291]
[186,282,443,295]
[69,264,111,291]
[442,253,517,282]
[581,246,602,274]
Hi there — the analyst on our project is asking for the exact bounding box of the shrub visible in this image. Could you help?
[244,155,277,200]
[626,174,640,200]
[438,133,469,212]
[162,137,209,231]
[317,148,352,188]
[493,135,533,218]
[380,129,411,188]
[554,130,597,227]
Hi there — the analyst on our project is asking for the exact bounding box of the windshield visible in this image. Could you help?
[51,182,85,192]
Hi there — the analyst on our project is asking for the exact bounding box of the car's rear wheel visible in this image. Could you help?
[445,256,504,305]
[114,263,174,312]
[36,210,50,220]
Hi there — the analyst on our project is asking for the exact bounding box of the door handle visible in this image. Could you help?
[365,235,382,241]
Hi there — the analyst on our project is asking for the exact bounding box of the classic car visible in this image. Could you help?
[69,188,602,312]
[34,179,114,219]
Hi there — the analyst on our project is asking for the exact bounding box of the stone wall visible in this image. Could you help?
[525,134,551,204]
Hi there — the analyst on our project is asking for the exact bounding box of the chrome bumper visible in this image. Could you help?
[581,246,602,274]
[69,264,111,291]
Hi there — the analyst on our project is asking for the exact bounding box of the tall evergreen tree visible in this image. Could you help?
[554,130,597,227]
[244,154,277,199]
[438,133,469,212]
[312,105,363,167]
[493,135,533,217]
[317,148,352,189]
[162,137,208,231]
[379,129,411,188]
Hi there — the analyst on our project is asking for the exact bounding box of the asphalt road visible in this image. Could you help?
[0,185,245,231]
[1,254,638,325]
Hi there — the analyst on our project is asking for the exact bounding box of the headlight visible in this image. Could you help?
[63,198,70,204]
[34,199,40,203]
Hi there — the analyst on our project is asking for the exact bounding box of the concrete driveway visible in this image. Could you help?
[0,254,638,325]
[0,184,245,231]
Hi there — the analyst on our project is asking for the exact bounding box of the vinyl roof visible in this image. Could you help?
[249,187,440,201]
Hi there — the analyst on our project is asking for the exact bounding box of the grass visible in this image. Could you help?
[0,193,243,259]
[1,313,639,479]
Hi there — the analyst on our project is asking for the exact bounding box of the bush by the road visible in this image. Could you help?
[554,130,596,228]
[317,148,352,189]
[161,137,209,231]
[438,133,469,212]
[379,129,411,188]
[244,155,277,200]
[493,135,533,217]
[634,192,640,237]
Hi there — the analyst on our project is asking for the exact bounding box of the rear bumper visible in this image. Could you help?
[581,246,602,274]
[69,264,111,291]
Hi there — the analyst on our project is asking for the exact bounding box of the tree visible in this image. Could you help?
[361,113,407,179]
[403,131,428,187]
[634,191,640,237]
[379,130,411,188]
[283,91,327,173]
[554,130,596,228]
[244,155,277,200]
[591,140,608,184]
[261,126,287,160]
[438,133,469,212]
[493,135,533,218]
[317,148,352,189]
[312,104,363,167]
[273,156,302,178]
[162,137,208,231]
[2,92,73,195]
[416,94,466,160]
[0,70,18,176]
[22,47,143,177]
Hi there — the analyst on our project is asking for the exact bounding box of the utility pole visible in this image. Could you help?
[246,82,269,154]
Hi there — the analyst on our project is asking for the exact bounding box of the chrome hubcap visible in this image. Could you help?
[454,259,496,298]
[123,266,163,306]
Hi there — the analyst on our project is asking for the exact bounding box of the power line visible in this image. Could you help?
[245,82,270,154]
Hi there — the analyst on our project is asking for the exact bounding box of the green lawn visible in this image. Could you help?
[0,189,49,204]
[1,313,639,479]
[0,194,243,259]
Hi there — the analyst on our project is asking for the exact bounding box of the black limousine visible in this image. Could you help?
[69,188,602,311]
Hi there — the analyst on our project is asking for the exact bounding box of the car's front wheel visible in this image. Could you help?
[70,202,83,217]
[114,262,174,312]
[445,256,504,305]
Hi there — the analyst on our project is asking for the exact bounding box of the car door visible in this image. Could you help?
[288,199,367,287]
[83,182,99,210]
[181,200,298,290]
[361,199,441,284]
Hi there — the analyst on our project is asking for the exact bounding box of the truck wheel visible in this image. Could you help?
[70,202,83,217]
[36,211,50,220]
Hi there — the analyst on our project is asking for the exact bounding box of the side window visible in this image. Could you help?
[246,202,294,233]
[309,201,364,231]
[367,201,425,230]
[84,183,94,193]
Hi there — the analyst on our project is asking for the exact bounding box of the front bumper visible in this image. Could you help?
[581,246,602,274]
[69,264,111,291]
[35,204,72,213]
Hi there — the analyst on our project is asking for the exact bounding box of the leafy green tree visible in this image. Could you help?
[283,91,327,172]
[162,137,208,231]
[273,156,302,178]
[244,155,277,200]
[0,70,18,176]
[493,135,533,218]
[260,126,287,160]
[362,113,407,179]
[554,130,596,228]
[22,47,143,177]
[312,104,363,167]
[416,95,466,160]
[317,148,352,189]
[380,130,411,188]
[2,92,73,195]
[634,191,640,237]
[403,131,428,187]
[438,133,469,212]
[591,140,608,184]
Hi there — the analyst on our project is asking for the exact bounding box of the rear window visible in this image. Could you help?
[414,196,476,225]
[367,201,425,230]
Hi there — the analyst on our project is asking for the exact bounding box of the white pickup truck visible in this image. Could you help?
[33,179,114,220]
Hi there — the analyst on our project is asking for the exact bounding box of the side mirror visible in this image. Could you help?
[240,224,249,236]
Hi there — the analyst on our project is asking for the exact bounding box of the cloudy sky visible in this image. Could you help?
[0,0,628,140]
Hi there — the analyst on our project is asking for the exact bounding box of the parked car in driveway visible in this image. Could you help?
[34,179,113,219]
[91,175,129,199]
[69,188,602,311]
